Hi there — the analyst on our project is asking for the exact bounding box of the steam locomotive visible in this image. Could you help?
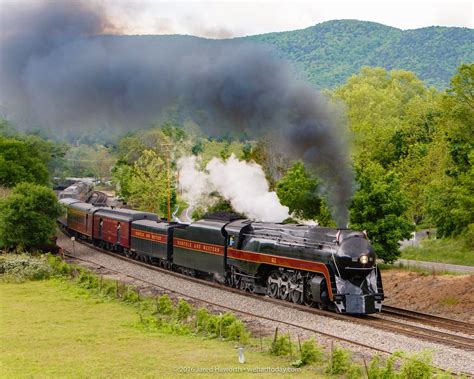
[58,199,384,314]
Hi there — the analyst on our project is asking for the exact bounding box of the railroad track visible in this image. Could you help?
[382,305,474,336]
[58,236,474,354]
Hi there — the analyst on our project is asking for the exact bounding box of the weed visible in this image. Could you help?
[367,355,397,379]
[156,294,174,315]
[398,351,433,378]
[123,286,140,303]
[225,319,250,344]
[205,314,220,336]
[195,307,211,333]
[270,333,293,356]
[176,299,193,321]
[326,347,351,375]
[300,338,324,365]
[439,296,459,306]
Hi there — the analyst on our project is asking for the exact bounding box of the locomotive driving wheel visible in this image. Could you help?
[279,272,290,300]
[303,275,315,306]
[266,271,280,298]
[289,271,304,304]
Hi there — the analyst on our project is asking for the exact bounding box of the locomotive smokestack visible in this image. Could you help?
[0,1,354,226]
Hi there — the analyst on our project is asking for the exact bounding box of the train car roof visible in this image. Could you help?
[225,219,252,235]
[94,207,158,222]
[69,202,97,212]
[59,198,82,206]
[132,219,185,229]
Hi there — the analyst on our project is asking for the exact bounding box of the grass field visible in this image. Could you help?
[401,237,474,266]
[0,279,316,378]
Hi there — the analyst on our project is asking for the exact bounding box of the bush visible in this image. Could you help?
[123,286,140,303]
[206,315,220,336]
[176,299,193,321]
[326,347,351,375]
[0,253,52,282]
[464,223,474,250]
[195,307,211,332]
[270,333,293,356]
[157,294,174,315]
[399,351,433,378]
[225,319,250,344]
[300,338,323,365]
[367,355,397,379]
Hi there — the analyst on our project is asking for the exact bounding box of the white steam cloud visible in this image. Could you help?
[178,155,289,222]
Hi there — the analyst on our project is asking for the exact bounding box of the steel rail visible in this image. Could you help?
[382,305,474,336]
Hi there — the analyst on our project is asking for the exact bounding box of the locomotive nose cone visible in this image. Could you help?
[335,234,376,278]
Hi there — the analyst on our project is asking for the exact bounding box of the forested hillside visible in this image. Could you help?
[247,20,473,89]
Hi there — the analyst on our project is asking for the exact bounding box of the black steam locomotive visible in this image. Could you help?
[58,199,384,314]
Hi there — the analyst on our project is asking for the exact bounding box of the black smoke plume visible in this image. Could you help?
[0,2,353,225]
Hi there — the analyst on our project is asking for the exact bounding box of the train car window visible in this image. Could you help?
[99,218,103,238]
[116,222,121,244]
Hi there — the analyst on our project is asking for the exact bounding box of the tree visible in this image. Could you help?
[276,162,333,225]
[0,183,63,249]
[333,67,445,223]
[350,161,413,263]
[128,150,176,217]
[333,67,440,167]
[0,136,50,187]
[424,64,474,236]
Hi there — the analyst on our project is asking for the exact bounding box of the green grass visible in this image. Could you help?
[401,236,474,266]
[0,279,316,378]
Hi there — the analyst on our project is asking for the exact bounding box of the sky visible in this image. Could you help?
[2,0,472,38]
[103,0,473,38]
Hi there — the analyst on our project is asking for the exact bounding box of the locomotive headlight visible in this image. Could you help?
[359,255,369,265]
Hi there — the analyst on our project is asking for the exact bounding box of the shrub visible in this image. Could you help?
[195,307,211,332]
[206,314,220,336]
[102,280,118,298]
[326,347,351,375]
[157,294,174,316]
[0,253,52,282]
[300,338,323,365]
[270,334,293,356]
[463,223,474,250]
[176,299,193,321]
[347,364,363,379]
[399,351,433,378]
[123,286,140,303]
[367,355,397,379]
[225,319,250,344]
[77,270,98,289]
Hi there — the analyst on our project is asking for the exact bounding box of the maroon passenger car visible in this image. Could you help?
[92,208,158,250]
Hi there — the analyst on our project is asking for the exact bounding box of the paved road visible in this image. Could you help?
[399,228,437,249]
[394,259,474,274]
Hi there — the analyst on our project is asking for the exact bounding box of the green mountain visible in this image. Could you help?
[246,20,473,89]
